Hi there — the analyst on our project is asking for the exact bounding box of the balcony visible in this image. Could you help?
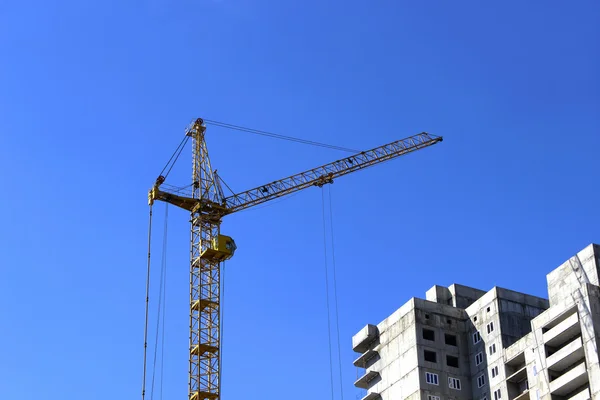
[505,351,525,371]
[506,366,527,383]
[546,337,585,372]
[549,362,588,396]
[354,370,380,389]
[566,387,591,400]
[360,392,382,400]
[513,391,530,400]
[507,367,529,400]
[543,313,580,348]
[353,348,379,368]
[353,324,379,353]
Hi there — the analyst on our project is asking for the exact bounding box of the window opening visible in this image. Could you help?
[475,352,483,365]
[423,328,435,341]
[426,372,439,385]
[491,366,499,378]
[446,355,459,368]
[477,374,486,388]
[448,377,461,390]
[424,350,437,363]
[445,334,457,346]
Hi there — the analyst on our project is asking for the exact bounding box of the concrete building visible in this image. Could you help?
[352,243,600,400]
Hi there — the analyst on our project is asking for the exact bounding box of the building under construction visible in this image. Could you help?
[353,243,600,400]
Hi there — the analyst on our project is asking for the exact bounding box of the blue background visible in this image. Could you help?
[1,1,598,399]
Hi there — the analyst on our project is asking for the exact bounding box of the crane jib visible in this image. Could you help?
[149,133,441,217]
[149,132,442,216]
[222,133,442,213]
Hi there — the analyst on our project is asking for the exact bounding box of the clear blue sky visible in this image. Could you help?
[1,1,598,399]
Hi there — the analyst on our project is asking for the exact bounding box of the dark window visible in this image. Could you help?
[423,328,435,341]
[477,375,486,388]
[426,372,439,385]
[424,350,437,363]
[474,316,478,322]
[446,355,459,368]
[487,307,491,312]
[445,333,458,346]
[447,319,452,324]
[475,352,483,365]
[425,314,430,320]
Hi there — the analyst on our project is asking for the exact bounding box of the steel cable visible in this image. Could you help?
[160,135,189,179]
[322,189,335,400]
[142,205,153,400]
[204,119,359,153]
[150,205,169,400]
[219,261,226,399]
[328,185,344,400]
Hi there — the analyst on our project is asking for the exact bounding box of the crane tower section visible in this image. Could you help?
[189,121,225,400]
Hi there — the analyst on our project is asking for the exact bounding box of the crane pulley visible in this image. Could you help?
[147,118,442,400]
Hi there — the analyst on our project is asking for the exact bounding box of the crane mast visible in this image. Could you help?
[148,118,443,400]
[189,122,223,400]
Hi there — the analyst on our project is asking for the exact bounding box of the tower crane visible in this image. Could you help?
[147,118,443,400]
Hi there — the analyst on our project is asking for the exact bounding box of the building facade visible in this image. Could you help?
[352,243,600,400]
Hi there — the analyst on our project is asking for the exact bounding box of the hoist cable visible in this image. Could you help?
[204,119,359,153]
[328,185,345,400]
[219,261,226,399]
[151,205,169,400]
[321,189,335,400]
[142,205,154,400]
[159,262,166,400]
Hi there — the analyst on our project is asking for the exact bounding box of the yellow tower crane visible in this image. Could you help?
[147,118,443,400]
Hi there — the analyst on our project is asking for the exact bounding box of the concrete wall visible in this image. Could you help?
[425,283,486,309]
[497,287,548,348]
[462,287,548,400]
[547,244,600,307]
[414,299,471,400]
[449,284,487,310]
[578,283,600,398]
[369,299,419,400]
[426,285,452,305]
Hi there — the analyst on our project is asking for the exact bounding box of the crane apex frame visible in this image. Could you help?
[147,117,442,400]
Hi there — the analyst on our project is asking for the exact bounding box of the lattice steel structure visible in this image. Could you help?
[189,122,224,400]
[148,118,443,400]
